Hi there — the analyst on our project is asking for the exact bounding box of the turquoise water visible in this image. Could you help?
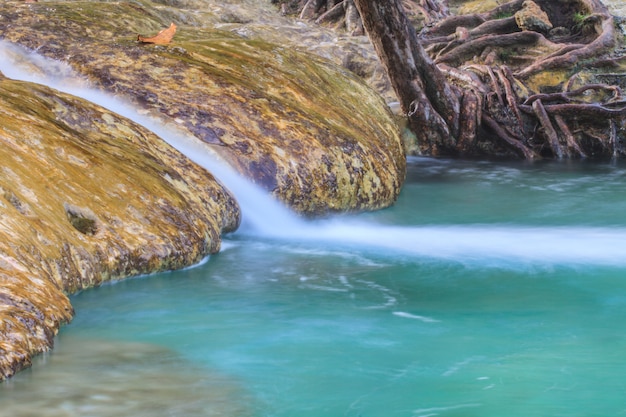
[3,158,626,416]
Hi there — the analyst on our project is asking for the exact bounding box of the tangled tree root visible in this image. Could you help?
[422,0,616,79]
[418,0,625,159]
[276,0,626,159]
[275,0,444,34]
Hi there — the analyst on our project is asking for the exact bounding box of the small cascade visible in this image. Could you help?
[3,40,626,266]
[0,40,304,234]
[286,222,626,266]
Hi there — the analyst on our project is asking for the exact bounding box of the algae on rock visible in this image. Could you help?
[0,75,240,379]
[0,0,407,379]
[0,0,406,215]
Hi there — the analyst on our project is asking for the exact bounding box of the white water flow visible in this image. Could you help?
[0,40,301,234]
[3,39,626,265]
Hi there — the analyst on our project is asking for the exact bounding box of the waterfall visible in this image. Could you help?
[0,40,303,234]
[3,40,626,266]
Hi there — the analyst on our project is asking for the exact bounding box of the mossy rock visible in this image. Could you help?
[455,0,502,15]
[0,0,405,215]
[0,0,406,379]
[0,75,240,379]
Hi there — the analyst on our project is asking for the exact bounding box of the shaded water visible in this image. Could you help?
[4,158,626,416]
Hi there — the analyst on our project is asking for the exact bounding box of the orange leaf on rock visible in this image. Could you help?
[137,23,176,45]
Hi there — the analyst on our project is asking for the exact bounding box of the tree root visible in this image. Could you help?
[482,113,536,159]
[515,12,615,79]
[418,0,616,79]
[418,0,450,24]
[497,66,524,128]
[289,0,450,32]
[524,84,623,105]
[299,0,330,20]
[281,0,626,159]
[532,99,563,158]
[315,1,345,24]
[521,102,626,118]
[456,89,479,153]
[415,0,625,159]
[554,115,587,158]
[423,17,519,52]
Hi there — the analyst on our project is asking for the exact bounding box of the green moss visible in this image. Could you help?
[493,10,514,20]
[0,74,241,379]
[572,11,590,31]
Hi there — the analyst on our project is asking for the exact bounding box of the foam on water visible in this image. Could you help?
[412,403,482,417]
[243,217,626,265]
[392,312,440,323]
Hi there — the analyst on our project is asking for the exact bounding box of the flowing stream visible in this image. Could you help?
[3,41,626,416]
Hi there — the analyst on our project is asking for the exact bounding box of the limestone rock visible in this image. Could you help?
[0,0,405,216]
[0,77,240,379]
[0,0,406,379]
[515,0,553,34]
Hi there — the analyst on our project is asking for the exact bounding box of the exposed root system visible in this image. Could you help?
[279,0,626,159]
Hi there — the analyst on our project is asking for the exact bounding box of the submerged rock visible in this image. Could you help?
[1,337,255,416]
[0,0,405,215]
[0,76,240,379]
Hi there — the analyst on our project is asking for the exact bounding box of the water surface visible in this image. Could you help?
[3,157,626,417]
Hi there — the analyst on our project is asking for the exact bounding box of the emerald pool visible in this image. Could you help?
[3,158,626,417]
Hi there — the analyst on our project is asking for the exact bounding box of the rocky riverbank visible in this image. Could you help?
[0,74,241,378]
[0,0,406,378]
[1,0,624,380]
[0,1,406,215]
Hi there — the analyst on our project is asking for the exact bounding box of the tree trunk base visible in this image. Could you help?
[278,0,626,159]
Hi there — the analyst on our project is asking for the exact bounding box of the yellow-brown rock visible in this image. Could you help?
[0,0,405,215]
[0,76,240,379]
[515,0,553,34]
[0,0,405,379]
[457,0,502,14]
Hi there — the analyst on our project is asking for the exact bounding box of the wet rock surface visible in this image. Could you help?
[0,0,405,215]
[515,1,553,33]
[0,0,405,379]
[0,75,240,378]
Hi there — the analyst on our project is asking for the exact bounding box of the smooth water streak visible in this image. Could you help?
[0,40,300,233]
[3,40,626,266]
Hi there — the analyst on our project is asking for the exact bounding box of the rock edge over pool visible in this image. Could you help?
[0,75,240,379]
[0,0,406,379]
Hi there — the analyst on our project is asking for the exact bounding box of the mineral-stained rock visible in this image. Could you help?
[0,76,240,379]
[457,0,501,14]
[0,0,406,379]
[0,0,406,215]
[515,0,553,34]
